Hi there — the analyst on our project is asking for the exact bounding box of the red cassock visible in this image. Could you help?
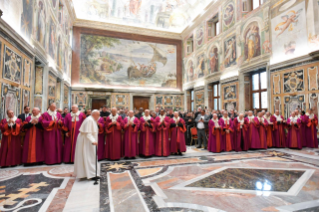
[97,117,105,160]
[299,115,308,147]
[233,117,249,151]
[123,117,140,158]
[40,112,63,165]
[170,118,187,153]
[219,117,234,152]
[22,116,44,164]
[252,117,268,149]
[265,116,276,148]
[305,114,318,148]
[105,115,123,160]
[154,116,170,156]
[0,118,22,167]
[208,119,222,153]
[273,114,287,148]
[286,117,302,149]
[247,116,260,148]
[139,117,155,157]
[62,112,86,163]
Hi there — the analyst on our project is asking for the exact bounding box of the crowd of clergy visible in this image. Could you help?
[0,103,318,168]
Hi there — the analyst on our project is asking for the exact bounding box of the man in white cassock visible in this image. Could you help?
[74,110,100,180]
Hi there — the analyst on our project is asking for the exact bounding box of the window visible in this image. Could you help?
[251,71,267,111]
[212,82,220,110]
[207,14,219,39]
[243,0,263,13]
[186,35,194,54]
[252,0,263,10]
[191,89,194,111]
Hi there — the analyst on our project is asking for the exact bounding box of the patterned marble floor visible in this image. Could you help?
[0,147,319,212]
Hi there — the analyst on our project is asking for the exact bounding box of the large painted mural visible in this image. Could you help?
[80,34,177,88]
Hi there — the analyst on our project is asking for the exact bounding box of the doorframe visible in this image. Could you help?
[131,94,153,110]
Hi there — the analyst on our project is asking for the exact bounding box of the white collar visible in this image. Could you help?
[237,117,244,123]
[6,116,17,126]
[128,116,135,121]
[248,115,254,119]
[31,113,41,120]
[173,116,180,122]
[109,114,119,121]
[71,111,80,117]
[143,115,151,121]
[47,109,57,116]
[291,116,298,122]
[212,118,219,123]
[257,116,264,122]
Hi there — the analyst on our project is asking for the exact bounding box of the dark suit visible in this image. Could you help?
[184,116,194,145]
[18,113,31,122]
[100,111,110,117]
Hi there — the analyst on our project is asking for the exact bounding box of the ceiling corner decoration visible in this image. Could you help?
[70,0,215,33]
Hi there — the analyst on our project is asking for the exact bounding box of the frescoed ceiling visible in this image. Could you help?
[70,0,215,33]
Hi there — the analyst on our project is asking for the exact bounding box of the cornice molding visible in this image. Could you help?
[73,20,182,40]
[64,0,77,24]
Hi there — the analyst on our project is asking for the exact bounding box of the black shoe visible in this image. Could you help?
[90,176,100,181]
[196,146,201,148]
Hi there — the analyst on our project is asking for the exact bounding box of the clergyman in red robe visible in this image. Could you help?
[22,107,44,165]
[155,110,171,156]
[287,112,302,149]
[170,112,187,155]
[63,105,86,163]
[247,111,260,148]
[208,114,222,152]
[219,112,234,152]
[123,111,140,158]
[105,108,123,160]
[233,113,249,151]
[305,109,318,148]
[273,110,287,147]
[253,112,268,149]
[97,117,105,160]
[264,112,275,148]
[0,110,22,167]
[140,110,155,157]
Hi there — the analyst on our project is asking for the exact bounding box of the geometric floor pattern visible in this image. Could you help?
[0,147,319,212]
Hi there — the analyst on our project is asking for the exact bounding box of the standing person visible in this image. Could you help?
[22,107,44,165]
[233,113,249,151]
[119,109,126,119]
[0,110,22,167]
[154,110,170,156]
[97,116,105,160]
[247,111,260,148]
[135,107,144,119]
[305,109,318,148]
[41,103,63,165]
[286,112,302,149]
[184,112,194,145]
[18,106,31,122]
[100,105,110,118]
[166,109,174,118]
[195,107,202,119]
[253,112,268,149]
[139,110,155,157]
[264,112,275,148]
[273,110,287,148]
[74,110,100,180]
[170,112,187,155]
[105,108,123,160]
[63,105,86,163]
[62,107,69,118]
[228,109,237,120]
[208,113,222,153]
[123,111,140,159]
[86,109,92,117]
[219,111,234,152]
[195,110,209,149]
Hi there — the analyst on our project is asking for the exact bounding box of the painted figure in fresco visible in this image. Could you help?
[209,47,218,73]
[129,0,142,15]
[284,41,296,55]
[224,38,236,68]
[245,25,261,61]
[4,49,21,83]
[52,0,57,9]
[57,36,62,68]
[275,9,303,38]
[49,22,56,59]
[197,55,205,78]
[187,61,194,82]
[223,3,234,26]
[37,1,46,47]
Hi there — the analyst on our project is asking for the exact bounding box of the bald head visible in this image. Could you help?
[111,107,117,115]
[239,113,244,119]
[7,109,14,118]
[32,107,40,116]
[213,113,218,119]
[92,110,100,121]
[145,109,150,116]
[174,112,179,118]
[72,104,79,113]
[128,110,134,117]
[49,103,56,111]
[275,110,279,115]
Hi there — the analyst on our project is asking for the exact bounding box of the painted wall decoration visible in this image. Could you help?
[57,35,63,69]
[195,24,205,48]
[309,93,319,119]
[155,95,184,111]
[194,90,205,109]
[35,66,43,95]
[223,1,235,31]
[186,60,195,82]
[271,0,307,64]
[80,34,177,88]
[48,74,57,106]
[1,83,20,120]
[64,84,69,108]
[72,92,87,110]
[273,74,281,95]
[34,96,42,110]
[23,58,32,87]
[284,95,305,117]
[207,45,219,73]
[283,70,304,93]
[22,89,30,108]
[196,53,206,79]
[63,44,68,74]
[174,96,182,107]
[156,96,163,106]
[36,0,47,48]
[111,93,130,109]
[244,22,261,62]
[56,81,61,105]
[221,81,239,112]
[49,17,57,61]
[3,45,22,84]
[274,96,281,112]
[164,96,174,106]
[21,0,34,41]
[223,85,237,100]
[224,35,237,68]
[308,66,318,91]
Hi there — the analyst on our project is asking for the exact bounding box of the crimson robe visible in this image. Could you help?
[41,112,63,164]
[139,117,155,156]
[170,118,187,153]
[208,120,222,153]
[62,112,86,163]
[219,118,234,152]
[287,118,302,149]
[251,117,267,149]
[22,116,44,164]
[123,117,140,158]
[0,118,22,167]
[233,117,249,151]
[247,116,260,149]
[273,115,286,148]
[105,116,123,160]
[155,116,170,156]
[97,117,105,160]
[305,115,318,148]
[299,115,308,147]
[265,116,276,148]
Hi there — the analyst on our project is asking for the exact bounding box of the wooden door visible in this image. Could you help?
[133,97,150,110]
[92,99,106,110]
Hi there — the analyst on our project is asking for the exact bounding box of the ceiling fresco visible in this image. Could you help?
[71,0,215,33]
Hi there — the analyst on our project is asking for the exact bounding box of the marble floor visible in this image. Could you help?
[1,147,319,212]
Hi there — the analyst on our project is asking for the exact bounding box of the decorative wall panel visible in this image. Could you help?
[22,89,30,108]
[48,74,57,106]
[155,95,184,111]
[23,58,31,87]
[1,83,20,120]
[308,66,318,91]
[283,70,304,93]
[221,81,239,112]
[111,93,130,109]
[35,66,43,95]
[72,92,88,110]
[34,96,42,110]
[194,90,205,110]
[3,45,22,84]
[63,84,69,108]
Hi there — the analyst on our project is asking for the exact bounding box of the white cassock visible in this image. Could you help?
[74,116,100,179]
